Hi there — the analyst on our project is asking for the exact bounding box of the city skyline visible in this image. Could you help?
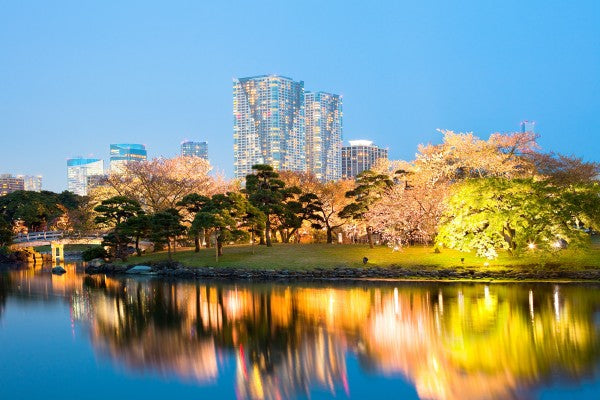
[1,1,598,192]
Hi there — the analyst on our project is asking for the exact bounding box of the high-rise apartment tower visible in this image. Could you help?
[233,75,305,179]
[341,140,388,179]
[305,92,343,181]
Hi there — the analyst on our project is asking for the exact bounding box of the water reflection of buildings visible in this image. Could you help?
[3,269,600,400]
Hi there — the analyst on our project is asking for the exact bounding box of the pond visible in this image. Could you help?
[1,263,600,399]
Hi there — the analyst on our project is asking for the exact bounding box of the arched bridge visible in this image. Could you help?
[12,231,103,248]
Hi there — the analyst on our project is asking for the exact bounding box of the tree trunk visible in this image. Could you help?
[326,226,333,244]
[194,233,200,252]
[217,241,223,256]
[265,218,272,247]
[280,229,289,243]
[135,236,141,256]
[167,241,172,261]
[284,228,299,243]
[367,226,375,249]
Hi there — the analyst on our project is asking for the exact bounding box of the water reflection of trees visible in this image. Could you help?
[5,270,600,399]
[0,273,10,319]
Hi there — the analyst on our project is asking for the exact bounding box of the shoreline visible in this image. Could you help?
[84,262,600,283]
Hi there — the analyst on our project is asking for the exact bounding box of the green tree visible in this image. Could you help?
[339,170,393,248]
[177,193,211,252]
[192,192,251,257]
[150,209,186,261]
[121,214,151,256]
[0,216,12,248]
[437,178,600,259]
[0,190,84,231]
[277,192,323,243]
[94,196,143,260]
[244,165,288,247]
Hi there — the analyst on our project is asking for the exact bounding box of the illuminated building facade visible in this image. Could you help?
[181,141,208,159]
[341,140,388,179]
[0,174,25,196]
[305,92,343,181]
[233,75,305,178]
[67,158,104,195]
[109,143,147,171]
[19,175,42,192]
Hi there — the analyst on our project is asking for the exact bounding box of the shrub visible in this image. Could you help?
[82,245,108,261]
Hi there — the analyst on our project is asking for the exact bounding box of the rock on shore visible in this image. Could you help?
[84,262,600,282]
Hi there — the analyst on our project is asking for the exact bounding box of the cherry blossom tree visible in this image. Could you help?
[363,130,540,248]
[104,156,227,213]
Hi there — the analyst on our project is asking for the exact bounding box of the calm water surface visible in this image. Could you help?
[1,263,600,399]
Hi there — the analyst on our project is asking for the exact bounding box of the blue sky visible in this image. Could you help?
[1,0,599,191]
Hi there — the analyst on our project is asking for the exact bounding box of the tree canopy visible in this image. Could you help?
[437,178,600,258]
[0,190,84,231]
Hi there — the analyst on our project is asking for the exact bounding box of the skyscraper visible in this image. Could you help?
[109,144,147,171]
[305,92,343,181]
[520,120,536,133]
[233,75,305,179]
[67,158,104,196]
[181,141,208,159]
[341,140,388,179]
[0,174,24,196]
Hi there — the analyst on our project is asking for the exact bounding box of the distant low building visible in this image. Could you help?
[0,174,25,196]
[341,140,388,179]
[181,141,208,159]
[67,158,104,196]
[19,175,42,192]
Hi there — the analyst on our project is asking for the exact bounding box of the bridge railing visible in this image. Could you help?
[13,231,65,243]
[13,230,106,243]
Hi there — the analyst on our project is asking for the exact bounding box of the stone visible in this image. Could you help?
[87,258,105,267]
[52,266,66,275]
[126,265,153,274]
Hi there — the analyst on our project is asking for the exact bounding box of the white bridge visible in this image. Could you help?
[12,231,103,248]
[14,230,65,243]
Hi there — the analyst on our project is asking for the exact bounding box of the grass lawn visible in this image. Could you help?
[117,242,600,271]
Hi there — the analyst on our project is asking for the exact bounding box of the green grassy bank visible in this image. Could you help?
[117,242,600,271]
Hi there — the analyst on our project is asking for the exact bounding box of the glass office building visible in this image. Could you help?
[109,144,147,171]
[520,120,536,133]
[341,140,388,179]
[305,92,343,181]
[233,75,305,179]
[181,141,208,159]
[67,158,104,196]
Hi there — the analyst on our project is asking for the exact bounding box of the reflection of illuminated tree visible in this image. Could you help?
[5,270,600,399]
[85,281,350,398]
[360,285,600,400]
